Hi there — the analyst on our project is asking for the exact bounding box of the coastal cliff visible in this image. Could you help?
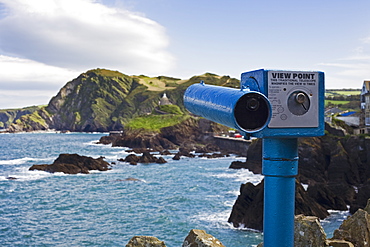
[228,131,370,230]
[4,68,239,132]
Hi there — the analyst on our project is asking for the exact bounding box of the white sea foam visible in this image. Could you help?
[4,167,52,181]
[193,209,231,228]
[212,169,263,185]
[0,157,53,165]
[226,190,240,197]
[84,140,113,147]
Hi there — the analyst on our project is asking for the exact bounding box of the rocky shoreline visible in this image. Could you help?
[124,199,370,246]
[227,133,370,230]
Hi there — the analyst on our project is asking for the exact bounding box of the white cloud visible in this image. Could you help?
[0,0,174,73]
[0,55,77,86]
[0,0,174,108]
[0,0,173,73]
[0,55,79,108]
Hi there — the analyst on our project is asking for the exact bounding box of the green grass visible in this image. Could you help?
[157,105,183,115]
[126,114,189,131]
[325,100,350,106]
[325,90,360,97]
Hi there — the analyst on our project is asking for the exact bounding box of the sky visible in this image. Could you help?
[1,0,370,109]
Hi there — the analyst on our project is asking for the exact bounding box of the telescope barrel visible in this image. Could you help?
[184,83,271,133]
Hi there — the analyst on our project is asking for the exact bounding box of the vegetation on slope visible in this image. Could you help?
[126,115,190,132]
[325,89,361,111]
[0,105,44,129]
[4,69,240,132]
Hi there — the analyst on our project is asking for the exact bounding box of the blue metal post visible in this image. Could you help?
[262,138,298,247]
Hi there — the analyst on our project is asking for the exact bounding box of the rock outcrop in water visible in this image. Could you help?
[29,153,111,174]
[227,180,329,231]
[118,152,167,165]
[228,129,370,230]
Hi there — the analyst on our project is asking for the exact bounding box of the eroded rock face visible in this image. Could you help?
[294,215,327,247]
[350,179,370,213]
[182,229,225,247]
[230,135,370,214]
[125,236,166,247]
[29,153,110,174]
[227,181,264,231]
[99,118,230,154]
[228,180,329,231]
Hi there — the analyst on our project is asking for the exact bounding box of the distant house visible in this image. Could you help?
[159,93,172,106]
[359,80,370,133]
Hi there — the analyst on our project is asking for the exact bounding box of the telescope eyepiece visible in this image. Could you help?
[246,98,260,111]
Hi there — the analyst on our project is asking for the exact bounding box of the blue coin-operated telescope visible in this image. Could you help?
[184,69,325,247]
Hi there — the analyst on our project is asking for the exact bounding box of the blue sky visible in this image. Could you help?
[0,0,370,108]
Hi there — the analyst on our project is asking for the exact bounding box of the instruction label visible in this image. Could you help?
[267,71,319,128]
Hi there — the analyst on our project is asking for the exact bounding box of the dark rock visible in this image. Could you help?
[325,183,356,206]
[172,146,196,160]
[307,183,348,211]
[228,139,262,174]
[138,152,157,163]
[295,182,329,220]
[194,143,220,153]
[156,157,167,164]
[120,152,167,165]
[325,122,346,137]
[173,153,181,160]
[182,229,225,247]
[230,135,370,217]
[197,153,225,159]
[160,118,210,146]
[350,179,370,214]
[97,134,118,145]
[228,181,264,230]
[178,146,196,157]
[126,148,155,154]
[29,154,110,174]
[112,132,177,151]
[121,154,140,164]
[6,177,17,180]
[160,150,172,155]
[228,180,328,231]
[229,161,248,169]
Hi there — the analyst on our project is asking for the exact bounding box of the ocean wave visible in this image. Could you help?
[192,209,231,227]
[2,167,52,181]
[211,169,263,185]
[0,157,53,165]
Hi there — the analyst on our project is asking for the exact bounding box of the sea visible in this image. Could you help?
[0,132,350,247]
